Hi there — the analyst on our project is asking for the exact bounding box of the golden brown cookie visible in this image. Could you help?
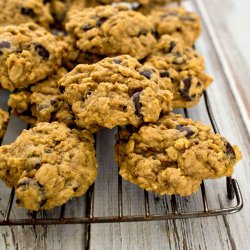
[59,55,173,132]
[115,113,242,196]
[0,122,97,211]
[144,35,213,108]
[8,68,74,127]
[149,7,201,46]
[65,5,156,59]
[0,23,66,91]
[0,0,53,29]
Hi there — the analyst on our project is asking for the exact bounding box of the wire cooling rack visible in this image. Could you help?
[0,0,243,227]
[0,91,243,226]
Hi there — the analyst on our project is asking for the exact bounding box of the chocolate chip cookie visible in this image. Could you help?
[59,55,173,132]
[0,22,66,91]
[66,5,156,59]
[0,0,53,29]
[8,68,75,127]
[144,35,213,108]
[115,113,242,196]
[149,7,201,46]
[0,109,9,139]
[0,122,97,211]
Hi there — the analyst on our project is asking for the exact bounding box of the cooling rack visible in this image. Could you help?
[0,91,243,226]
[0,1,243,227]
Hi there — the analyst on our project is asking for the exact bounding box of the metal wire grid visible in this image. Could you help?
[0,91,243,226]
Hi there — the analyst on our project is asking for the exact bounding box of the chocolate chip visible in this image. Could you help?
[180,77,192,100]
[16,199,21,205]
[132,92,142,117]
[21,8,37,18]
[197,82,202,87]
[224,140,236,160]
[96,17,107,27]
[34,163,41,169]
[0,51,3,56]
[26,157,41,169]
[119,105,127,112]
[0,41,11,49]
[82,24,93,31]
[176,125,195,138]
[151,29,158,37]
[169,41,176,53]
[35,44,50,59]
[140,70,152,79]
[50,99,59,109]
[40,199,47,208]
[73,187,78,192]
[113,59,121,64]
[176,27,182,32]
[160,71,170,78]
[59,85,65,93]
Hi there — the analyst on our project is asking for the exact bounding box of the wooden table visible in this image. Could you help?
[0,0,250,249]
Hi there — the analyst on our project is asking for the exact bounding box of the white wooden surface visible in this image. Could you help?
[1,0,250,249]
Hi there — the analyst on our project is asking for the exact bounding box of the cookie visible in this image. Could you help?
[144,35,213,108]
[8,68,75,127]
[0,122,97,211]
[0,109,9,139]
[0,0,53,29]
[115,113,242,196]
[0,22,66,91]
[59,55,173,132]
[149,7,201,46]
[66,5,156,59]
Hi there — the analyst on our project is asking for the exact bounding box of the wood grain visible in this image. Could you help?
[1,0,250,249]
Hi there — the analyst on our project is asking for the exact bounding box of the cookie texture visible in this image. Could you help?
[0,0,53,28]
[0,122,97,211]
[8,68,75,126]
[150,7,201,46]
[60,34,104,70]
[0,23,66,91]
[115,113,242,196]
[66,5,156,59]
[144,35,213,108]
[59,55,173,132]
[0,109,9,139]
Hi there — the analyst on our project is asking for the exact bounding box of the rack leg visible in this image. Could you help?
[226,177,235,200]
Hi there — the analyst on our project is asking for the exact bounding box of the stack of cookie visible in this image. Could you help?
[0,0,242,211]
